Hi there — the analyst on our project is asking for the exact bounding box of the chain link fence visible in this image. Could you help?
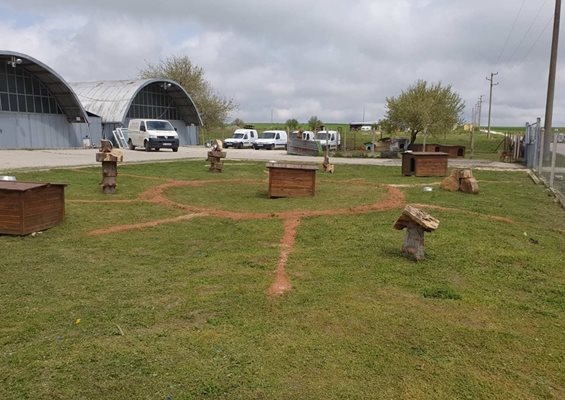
[524,117,565,205]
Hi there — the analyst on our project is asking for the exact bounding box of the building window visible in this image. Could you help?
[126,83,180,121]
[0,62,64,114]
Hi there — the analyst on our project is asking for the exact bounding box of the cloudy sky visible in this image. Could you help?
[0,0,563,126]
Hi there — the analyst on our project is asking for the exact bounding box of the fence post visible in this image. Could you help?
[538,127,545,176]
[549,131,558,188]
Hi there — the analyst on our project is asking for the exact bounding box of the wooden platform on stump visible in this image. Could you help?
[394,205,439,261]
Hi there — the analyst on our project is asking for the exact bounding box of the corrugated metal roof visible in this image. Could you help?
[70,79,203,126]
[0,50,88,122]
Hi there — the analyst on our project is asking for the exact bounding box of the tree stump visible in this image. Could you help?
[96,139,123,194]
[394,205,439,261]
[207,139,226,172]
[322,154,334,173]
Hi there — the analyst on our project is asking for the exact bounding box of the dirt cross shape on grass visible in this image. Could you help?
[78,178,511,297]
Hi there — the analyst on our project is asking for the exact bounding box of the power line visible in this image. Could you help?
[507,0,550,63]
[522,15,554,62]
[496,0,527,64]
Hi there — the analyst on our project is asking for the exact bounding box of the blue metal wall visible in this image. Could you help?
[0,112,101,148]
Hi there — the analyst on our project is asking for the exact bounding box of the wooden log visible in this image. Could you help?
[460,177,479,194]
[101,161,118,193]
[209,158,223,172]
[457,168,474,179]
[394,205,439,232]
[440,175,460,192]
[207,150,226,158]
[401,221,426,261]
[100,139,113,153]
[322,155,334,173]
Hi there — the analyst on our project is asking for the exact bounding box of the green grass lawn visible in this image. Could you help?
[1,161,564,399]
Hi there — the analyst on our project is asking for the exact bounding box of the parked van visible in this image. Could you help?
[360,125,372,132]
[315,130,341,150]
[127,119,179,152]
[253,130,288,150]
[292,130,315,141]
[223,128,258,148]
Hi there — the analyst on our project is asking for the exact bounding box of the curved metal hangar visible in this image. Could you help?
[0,51,91,149]
[71,79,203,146]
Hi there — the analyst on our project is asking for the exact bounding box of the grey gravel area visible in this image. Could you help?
[0,146,527,172]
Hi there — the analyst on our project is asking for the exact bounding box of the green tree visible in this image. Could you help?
[385,80,464,145]
[139,55,237,128]
[231,118,245,127]
[308,116,323,131]
[285,118,299,131]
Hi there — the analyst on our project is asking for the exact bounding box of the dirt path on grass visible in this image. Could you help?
[268,217,301,296]
[82,178,510,297]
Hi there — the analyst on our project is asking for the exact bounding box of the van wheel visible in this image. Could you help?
[238,143,243,149]
[128,139,135,150]
[172,147,178,152]
[144,141,151,152]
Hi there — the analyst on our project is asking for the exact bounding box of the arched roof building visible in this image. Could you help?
[0,51,95,148]
[71,79,203,145]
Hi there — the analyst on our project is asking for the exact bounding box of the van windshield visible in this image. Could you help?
[261,132,276,139]
[233,133,245,139]
[316,132,330,140]
[146,121,174,131]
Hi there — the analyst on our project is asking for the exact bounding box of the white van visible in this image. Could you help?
[223,128,258,148]
[127,119,179,152]
[360,125,372,132]
[253,130,288,150]
[291,130,315,141]
[315,130,341,150]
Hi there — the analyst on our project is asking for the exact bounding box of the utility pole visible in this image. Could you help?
[471,106,476,159]
[544,0,561,165]
[486,72,499,139]
[477,95,483,133]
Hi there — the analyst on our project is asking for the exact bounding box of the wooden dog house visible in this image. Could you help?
[266,162,318,198]
[409,143,465,158]
[0,181,66,235]
[402,152,448,177]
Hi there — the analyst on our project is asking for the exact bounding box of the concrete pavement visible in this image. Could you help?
[0,146,528,172]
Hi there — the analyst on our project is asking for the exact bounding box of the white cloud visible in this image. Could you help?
[0,0,563,125]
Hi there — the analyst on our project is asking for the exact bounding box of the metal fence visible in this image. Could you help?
[524,117,565,204]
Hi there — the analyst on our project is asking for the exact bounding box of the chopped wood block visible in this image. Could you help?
[457,168,474,179]
[100,139,113,153]
[394,205,439,232]
[207,150,226,158]
[440,175,460,192]
[96,152,123,162]
[460,177,480,194]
